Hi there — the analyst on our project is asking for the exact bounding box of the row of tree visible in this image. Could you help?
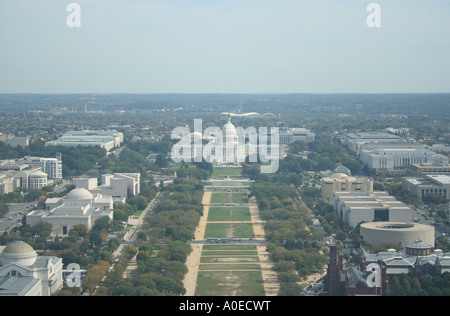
[250,181,328,296]
[104,178,204,296]
[388,273,450,296]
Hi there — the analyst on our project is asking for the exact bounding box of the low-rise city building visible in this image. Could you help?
[321,173,373,204]
[406,163,450,177]
[402,174,450,201]
[46,130,123,152]
[279,127,315,145]
[0,174,18,195]
[74,173,140,199]
[333,191,414,228]
[360,148,447,172]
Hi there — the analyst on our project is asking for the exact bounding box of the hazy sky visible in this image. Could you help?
[0,0,449,93]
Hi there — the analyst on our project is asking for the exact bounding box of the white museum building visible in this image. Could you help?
[26,188,114,236]
[0,241,63,296]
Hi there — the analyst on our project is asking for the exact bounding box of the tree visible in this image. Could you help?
[0,202,8,217]
[82,260,110,294]
[69,225,88,238]
[155,153,169,169]
[127,196,149,211]
[113,209,128,222]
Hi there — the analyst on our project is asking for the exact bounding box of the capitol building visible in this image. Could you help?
[204,115,284,168]
[0,241,63,296]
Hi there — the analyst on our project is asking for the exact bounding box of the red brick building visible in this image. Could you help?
[326,245,388,296]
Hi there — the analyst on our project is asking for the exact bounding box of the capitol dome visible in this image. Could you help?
[0,241,38,267]
[64,188,94,200]
[223,115,238,144]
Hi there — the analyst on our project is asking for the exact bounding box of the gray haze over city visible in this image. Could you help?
[0,0,449,94]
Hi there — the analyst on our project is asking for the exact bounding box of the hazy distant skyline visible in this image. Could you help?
[0,0,449,94]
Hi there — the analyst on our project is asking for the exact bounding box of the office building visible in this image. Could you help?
[321,173,373,204]
[46,130,123,152]
[21,156,62,180]
[5,136,30,148]
[360,148,448,172]
[0,174,18,195]
[7,168,49,190]
[333,191,414,228]
[401,174,450,201]
[342,132,402,153]
[74,173,140,199]
[406,163,450,177]
[279,127,315,145]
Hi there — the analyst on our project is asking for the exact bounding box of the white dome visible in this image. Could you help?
[223,116,238,143]
[65,188,94,200]
[0,241,37,267]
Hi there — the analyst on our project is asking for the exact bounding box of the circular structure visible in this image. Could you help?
[333,166,352,176]
[64,188,94,200]
[0,241,38,266]
[406,239,433,256]
[29,171,47,178]
[360,221,435,249]
[29,171,48,189]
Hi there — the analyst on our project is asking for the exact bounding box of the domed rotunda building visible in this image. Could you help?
[0,241,63,296]
[26,187,114,236]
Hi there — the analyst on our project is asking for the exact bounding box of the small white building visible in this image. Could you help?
[0,241,63,296]
[0,174,18,195]
[12,168,48,190]
[74,173,140,199]
[21,156,63,180]
[26,188,114,236]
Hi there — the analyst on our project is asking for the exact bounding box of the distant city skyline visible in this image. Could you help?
[0,0,449,94]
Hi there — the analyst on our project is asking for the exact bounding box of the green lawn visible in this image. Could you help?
[206,186,249,191]
[195,271,265,296]
[201,250,259,256]
[200,256,259,263]
[204,223,254,239]
[202,244,257,251]
[207,206,251,221]
[199,264,261,270]
[212,168,243,177]
[210,193,248,204]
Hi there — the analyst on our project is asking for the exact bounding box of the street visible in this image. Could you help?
[0,202,35,234]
